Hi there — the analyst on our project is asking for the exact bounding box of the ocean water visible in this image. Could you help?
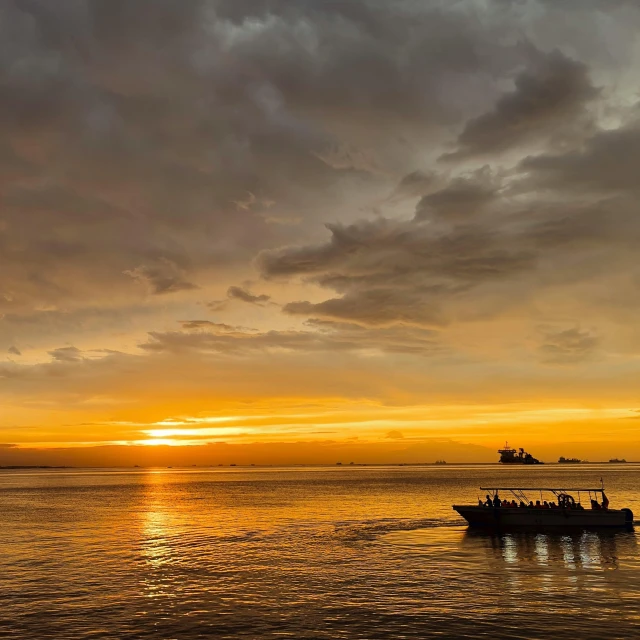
[2,465,640,639]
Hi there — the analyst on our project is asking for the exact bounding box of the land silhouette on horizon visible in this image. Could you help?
[1,439,637,468]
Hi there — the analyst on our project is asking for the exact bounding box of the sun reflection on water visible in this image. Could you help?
[138,471,183,607]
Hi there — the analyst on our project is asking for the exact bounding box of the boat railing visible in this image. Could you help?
[479,487,607,507]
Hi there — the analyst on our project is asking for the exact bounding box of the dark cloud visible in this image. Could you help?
[415,167,497,220]
[538,327,600,364]
[520,124,640,193]
[259,217,534,280]
[49,346,83,362]
[8,346,21,356]
[140,318,443,357]
[180,320,239,332]
[124,259,198,295]
[227,286,271,305]
[0,0,629,324]
[528,197,640,250]
[2,0,640,419]
[260,216,537,326]
[284,288,449,328]
[442,50,599,160]
[387,170,437,202]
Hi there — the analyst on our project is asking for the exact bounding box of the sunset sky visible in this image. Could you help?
[2,0,640,465]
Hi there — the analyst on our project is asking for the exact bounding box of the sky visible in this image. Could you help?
[2,0,640,466]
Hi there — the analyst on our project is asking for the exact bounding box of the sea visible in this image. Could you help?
[2,464,640,639]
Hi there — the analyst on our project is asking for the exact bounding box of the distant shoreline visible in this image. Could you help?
[1,461,638,470]
[0,465,72,470]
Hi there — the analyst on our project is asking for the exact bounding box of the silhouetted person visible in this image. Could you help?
[493,494,501,508]
[519,500,526,508]
[535,500,542,509]
[543,501,549,509]
[529,501,534,508]
[485,494,492,507]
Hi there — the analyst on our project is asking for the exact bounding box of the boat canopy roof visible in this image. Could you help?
[480,486,604,493]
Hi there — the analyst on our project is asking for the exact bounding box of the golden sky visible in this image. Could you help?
[2,1,640,465]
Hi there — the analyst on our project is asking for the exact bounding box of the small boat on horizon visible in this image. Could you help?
[453,485,633,530]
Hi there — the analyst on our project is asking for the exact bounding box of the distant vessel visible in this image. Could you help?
[609,458,627,463]
[558,457,582,464]
[435,460,447,465]
[498,442,542,464]
[453,485,633,530]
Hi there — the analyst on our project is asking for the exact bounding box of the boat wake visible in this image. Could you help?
[333,517,457,542]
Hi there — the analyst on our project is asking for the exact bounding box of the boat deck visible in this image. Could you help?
[453,505,632,529]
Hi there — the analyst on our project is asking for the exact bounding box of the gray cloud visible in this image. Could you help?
[538,327,600,364]
[1,0,640,390]
[415,167,498,220]
[387,170,437,202]
[227,286,271,305]
[0,0,633,325]
[140,318,444,357]
[520,124,640,194]
[7,346,21,356]
[179,320,238,332]
[284,288,450,328]
[260,216,537,327]
[442,50,599,160]
[259,218,535,281]
[49,346,83,362]
[124,259,198,295]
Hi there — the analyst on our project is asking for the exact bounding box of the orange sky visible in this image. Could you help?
[2,2,640,465]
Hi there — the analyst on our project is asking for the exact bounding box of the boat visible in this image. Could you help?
[453,486,633,530]
[435,460,447,465]
[609,458,627,463]
[558,456,582,464]
[498,442,542,464]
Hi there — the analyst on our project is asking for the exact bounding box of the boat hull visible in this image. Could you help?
[453,505,633,529]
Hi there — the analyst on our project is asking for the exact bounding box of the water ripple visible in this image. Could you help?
[2,466,640,639]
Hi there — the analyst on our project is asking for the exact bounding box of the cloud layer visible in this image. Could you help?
[2,0,640,457]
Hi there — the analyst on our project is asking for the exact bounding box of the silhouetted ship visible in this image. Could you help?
[498,442,542,464]
[558,456,582,464]
[453,485,634,530]
[435,460,447,465]
[609,458,627,463]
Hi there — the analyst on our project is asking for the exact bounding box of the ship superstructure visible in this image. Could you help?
[498,442,542,464]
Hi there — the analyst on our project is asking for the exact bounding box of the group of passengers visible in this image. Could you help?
[591,493,610,510]
[479,494,591,510]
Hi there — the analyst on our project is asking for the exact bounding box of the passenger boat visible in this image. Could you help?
[453,486,634,530]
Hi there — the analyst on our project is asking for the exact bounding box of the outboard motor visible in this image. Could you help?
[621,508,634,525]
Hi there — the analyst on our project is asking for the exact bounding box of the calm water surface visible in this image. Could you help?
[2,465,640,639]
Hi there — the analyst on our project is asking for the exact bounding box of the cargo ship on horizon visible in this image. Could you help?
[498,442,542,464]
